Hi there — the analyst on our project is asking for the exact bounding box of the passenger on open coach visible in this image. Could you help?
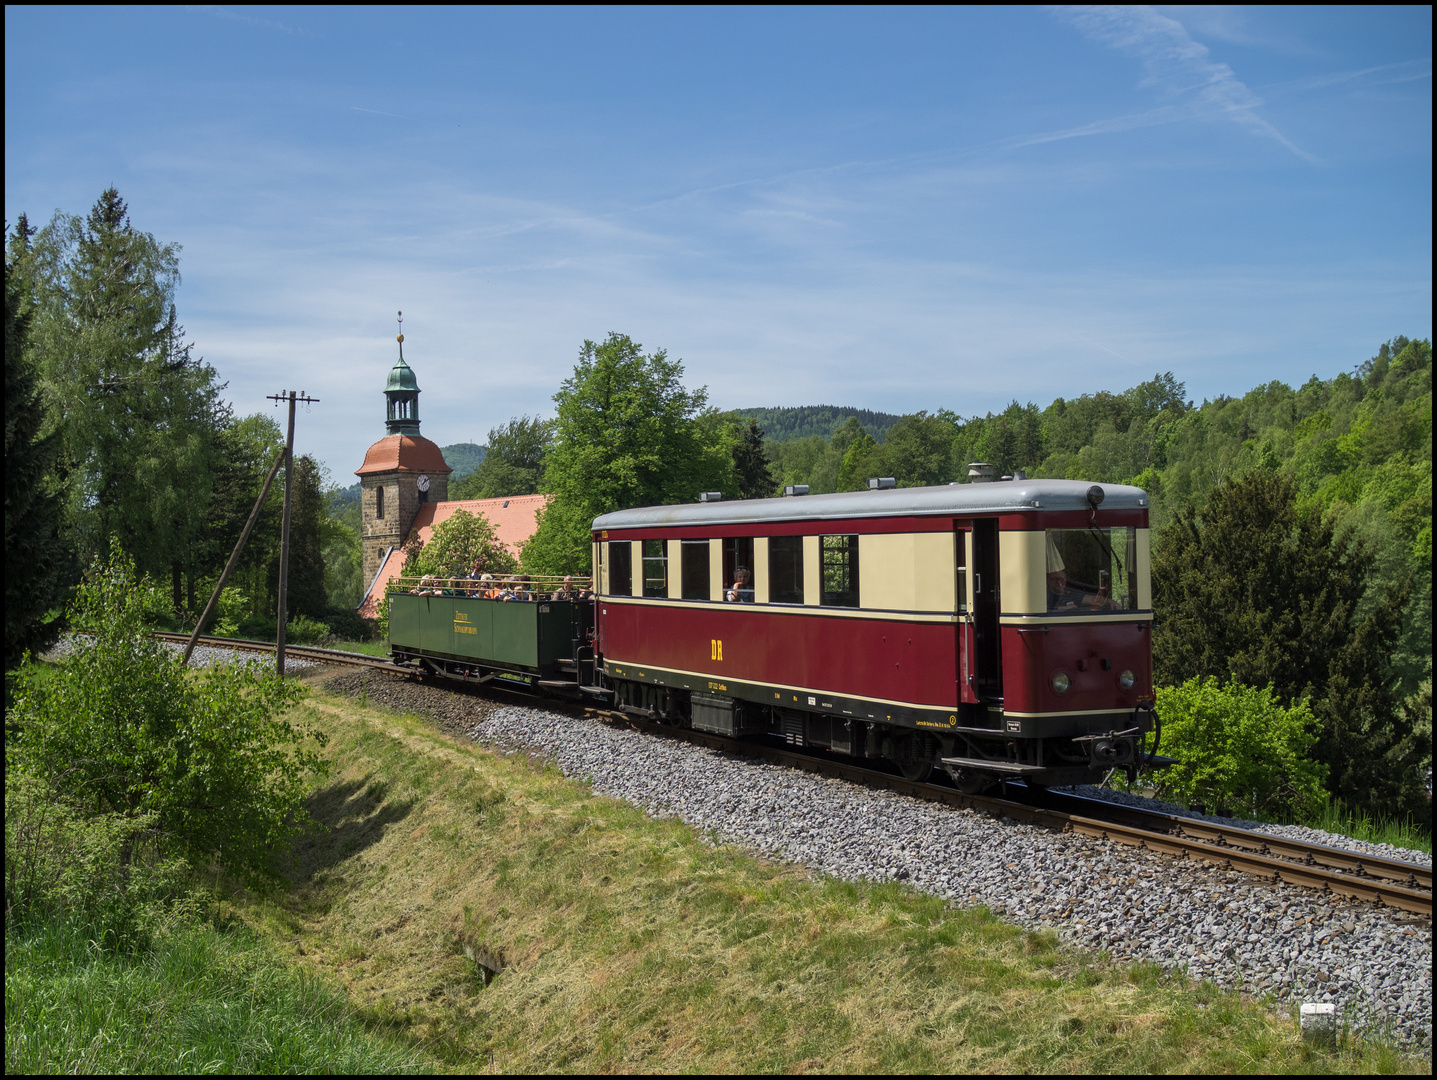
[726,567,754,603]
[552,575,576,601]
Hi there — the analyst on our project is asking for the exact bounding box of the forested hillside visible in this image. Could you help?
[441,442,486,479]
[732,405,902,442]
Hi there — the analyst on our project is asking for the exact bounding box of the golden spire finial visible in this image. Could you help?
[396,310,404,356]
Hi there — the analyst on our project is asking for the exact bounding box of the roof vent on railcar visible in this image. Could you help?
[966,462,994,483]
[866,477,896,490]
[699,491,723,502]
[783,484,810,496]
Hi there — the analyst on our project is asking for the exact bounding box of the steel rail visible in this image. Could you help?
[151,632,406,673]
[1022,787,1432,893]
[144,633,1432,916]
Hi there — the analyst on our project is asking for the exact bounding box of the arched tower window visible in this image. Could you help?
[376,485,385,519]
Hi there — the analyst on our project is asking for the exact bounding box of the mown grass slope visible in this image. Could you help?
[5,914,426,1074]
[228,680,1428,1073]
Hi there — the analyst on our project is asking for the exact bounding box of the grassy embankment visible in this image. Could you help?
[5,919,426,1073]
[211,677,1427,1073]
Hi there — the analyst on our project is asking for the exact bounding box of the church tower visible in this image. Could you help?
[355,314,452,589]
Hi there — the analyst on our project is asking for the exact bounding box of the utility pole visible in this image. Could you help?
[183,445,287,666]
[267,390,319,678]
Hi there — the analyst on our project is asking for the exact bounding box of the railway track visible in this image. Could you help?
[160,632,1433,917]
[152,632,408,672]
[590,708,1433,917]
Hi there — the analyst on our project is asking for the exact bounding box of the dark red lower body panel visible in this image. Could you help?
[1000,622,1153,714]
[599,602,959,708]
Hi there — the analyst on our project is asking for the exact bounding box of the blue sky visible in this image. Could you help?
[6,5,1431,482]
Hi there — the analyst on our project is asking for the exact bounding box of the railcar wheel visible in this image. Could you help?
[890,732,936,783]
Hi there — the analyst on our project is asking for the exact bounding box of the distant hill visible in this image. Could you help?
[731,406,904,443]
[441,443,487,479]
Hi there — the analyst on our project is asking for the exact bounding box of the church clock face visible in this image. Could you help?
[417,474,430,493]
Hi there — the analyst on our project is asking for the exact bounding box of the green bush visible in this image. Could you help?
[135,576,184,630]
[1150,677,1328,820]
[7,539,327,893]
[285,613,328,645]
[403,507,517,580]
[207,585,247,636]
[4,771,201,946]
[321,607,374,642]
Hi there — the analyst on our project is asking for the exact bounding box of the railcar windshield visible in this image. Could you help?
[1045,527,1138,613]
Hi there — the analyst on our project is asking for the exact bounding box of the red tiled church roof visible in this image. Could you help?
[355,434,453,476]
[356,493,553,618]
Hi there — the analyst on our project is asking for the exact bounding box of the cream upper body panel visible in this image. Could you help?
[802,535,821,606]
[753,539,770,604]
[859,532,956,613]
[999,530,1045,614]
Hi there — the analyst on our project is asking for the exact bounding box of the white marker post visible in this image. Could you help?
[1299,1002,1337,1049]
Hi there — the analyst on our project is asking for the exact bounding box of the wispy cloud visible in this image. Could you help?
[1255,58,1433,98]
[185,6,319,38]
[349,106,414,120]
[1047,5,1315,161]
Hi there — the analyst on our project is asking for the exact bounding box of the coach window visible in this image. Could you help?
[722,537,754,599]
[767,536,804,604]
[642,539,668,598]
[1044,527,1139,613]
[608,541,632,597]
[821,534,860,607]
[680,539,710,600]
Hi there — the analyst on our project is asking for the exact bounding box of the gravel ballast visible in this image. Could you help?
[326,670,1431,1047]
[42,633,319,674]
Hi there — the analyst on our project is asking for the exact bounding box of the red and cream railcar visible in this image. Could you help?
[591,479,1163,789]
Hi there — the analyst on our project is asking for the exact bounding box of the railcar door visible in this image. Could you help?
[971,519,1001,699]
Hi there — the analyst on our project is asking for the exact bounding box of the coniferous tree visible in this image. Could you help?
[731,418,776,499]
[272,454,328,618]
[18,189,225,596]
[1152,470,1427,818]
[5,244,74,666]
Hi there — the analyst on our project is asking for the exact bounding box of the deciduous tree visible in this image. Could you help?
[404,508,518,579]
[452,415,553,500]
[523,333,731,573]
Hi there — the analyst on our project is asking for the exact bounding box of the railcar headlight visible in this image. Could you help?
[1119,669,1136,691]
[1051,671,1070,694]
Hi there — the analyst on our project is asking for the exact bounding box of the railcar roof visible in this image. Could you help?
[593,479,1148,531]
